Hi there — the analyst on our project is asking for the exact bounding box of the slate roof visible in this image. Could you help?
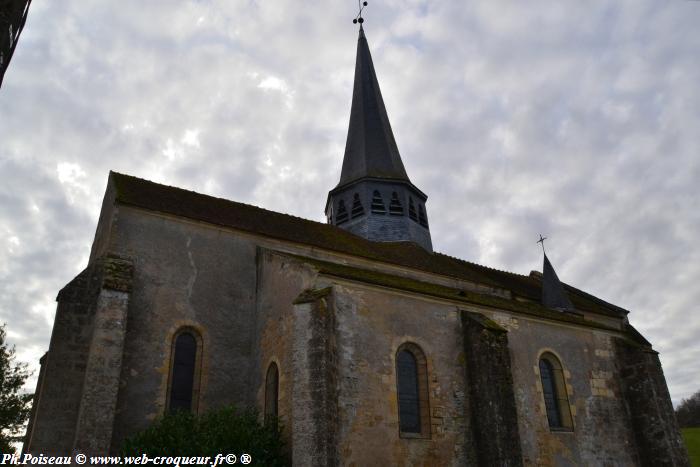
[335,27,410,189]
[0,0,33,88]
[542,253,575,311]
[110,171,629,318]
[285,252,621,332]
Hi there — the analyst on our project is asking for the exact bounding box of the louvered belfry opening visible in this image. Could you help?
[336,200,349,224]
[418,205,428,227]
[351,193,364,218]
[371,190,387,214]
[389,192,403,215]
[408,198,418,222]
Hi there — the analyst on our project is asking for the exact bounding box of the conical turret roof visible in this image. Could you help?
[337,27,410,188]
[542,253,575,311]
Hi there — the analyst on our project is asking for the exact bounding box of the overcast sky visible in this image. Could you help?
[1,0,698,406]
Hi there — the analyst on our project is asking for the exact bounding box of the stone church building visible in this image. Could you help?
[24,27,688,466]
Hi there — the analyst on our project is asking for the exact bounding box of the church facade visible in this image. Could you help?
[24,27,688,466]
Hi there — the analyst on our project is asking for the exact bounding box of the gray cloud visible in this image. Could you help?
[1,0,698,406]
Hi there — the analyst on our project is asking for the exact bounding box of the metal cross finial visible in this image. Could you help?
[353,0,368,25]
[537,234,548,254]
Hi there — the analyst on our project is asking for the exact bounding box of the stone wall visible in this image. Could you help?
[73,256,133,454]
[25,256,133,456]
[107,207,260,452]
[615,338,689,467]
[461,311,523,466]
[25,266,100,454]
[252,250,316,461]
[501,311,639,466]
[22,353,46,455]
[329,280,474,466]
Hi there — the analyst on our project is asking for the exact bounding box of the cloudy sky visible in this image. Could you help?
[1,0,698,405]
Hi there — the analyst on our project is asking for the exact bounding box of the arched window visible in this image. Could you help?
[351,193,364,218]
[396,343,430,437]
[168,330,200,413]
[389,192,403,215]
[371,190,386,214]
[539,352,573,430]
[336,200,348,224]
[408,197,418,222]
[265,362,279,421]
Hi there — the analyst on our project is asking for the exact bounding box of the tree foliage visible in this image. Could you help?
[0,324,33,453]
[120,406,286,466]
[676,390,700,428]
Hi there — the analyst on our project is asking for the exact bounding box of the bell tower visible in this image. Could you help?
[325,26,432,251]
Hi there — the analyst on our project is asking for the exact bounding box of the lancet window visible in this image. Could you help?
[168,329,201,413]
[265,362,279,422]
[539,352,573,431]
[396,343,430,437]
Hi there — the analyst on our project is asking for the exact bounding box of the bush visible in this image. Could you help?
[120,406,286,466]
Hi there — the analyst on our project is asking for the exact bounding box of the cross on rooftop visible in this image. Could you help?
[537,234,547,254]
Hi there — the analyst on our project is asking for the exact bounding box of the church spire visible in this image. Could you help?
[336,26,410,188]
[325,26,432,251]
[538,236,574,311]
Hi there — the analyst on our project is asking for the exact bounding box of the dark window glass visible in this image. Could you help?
[170,332,197,412]
[265,362,279,420]
[397,350,421,433]
[539,358,562,428]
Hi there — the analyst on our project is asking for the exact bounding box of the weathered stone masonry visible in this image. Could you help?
[291,288,338,467]
[615,338,690,467]
[461,311,524,467]
[25,255,133,455]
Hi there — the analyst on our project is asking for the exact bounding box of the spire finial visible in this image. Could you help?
[353,1,368,26]
[537,234,547,255]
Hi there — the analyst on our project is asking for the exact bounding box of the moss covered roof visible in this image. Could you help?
[285,253,621,332]
[110,171,628,318]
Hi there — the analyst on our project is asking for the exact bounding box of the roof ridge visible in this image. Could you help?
[111,171,324,226]
[432,251,531,279]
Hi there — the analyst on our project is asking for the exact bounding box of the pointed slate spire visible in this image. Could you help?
[337,26,410,188]
[325,26,432,251]
[542,253,575,311]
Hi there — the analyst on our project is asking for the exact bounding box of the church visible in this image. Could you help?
[23,24,688,466]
